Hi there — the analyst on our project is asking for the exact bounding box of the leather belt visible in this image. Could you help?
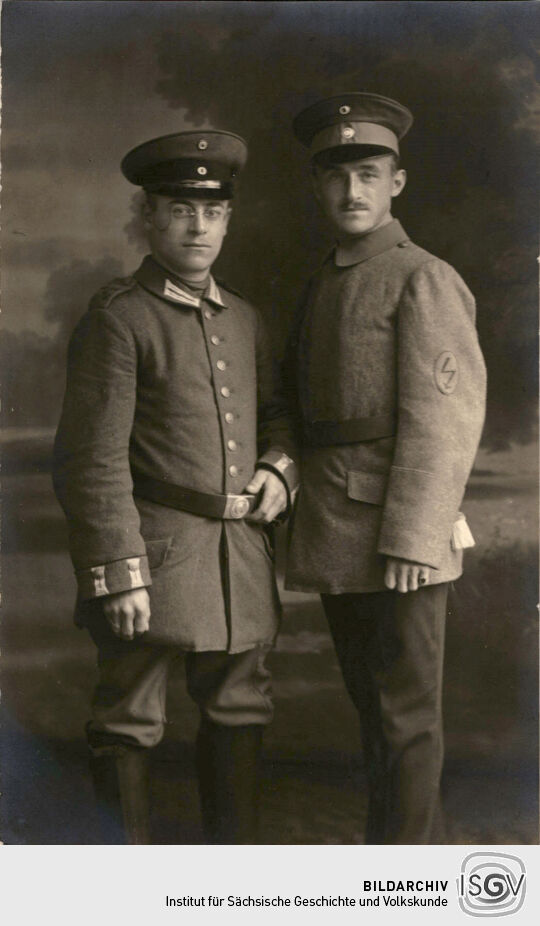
[132,470,258,520]
[303,414,396,446]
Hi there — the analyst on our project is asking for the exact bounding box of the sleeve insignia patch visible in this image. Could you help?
[434,351,458,395]
[274,454,294,474]
[91,565,109,596]
[127,557,143,588]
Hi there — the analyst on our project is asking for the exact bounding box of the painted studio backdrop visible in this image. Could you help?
[1,1,538,844]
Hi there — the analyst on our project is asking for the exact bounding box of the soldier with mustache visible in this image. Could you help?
[285,93,486,844]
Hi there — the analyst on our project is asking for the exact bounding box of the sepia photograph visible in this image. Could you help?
[1,0,538,858]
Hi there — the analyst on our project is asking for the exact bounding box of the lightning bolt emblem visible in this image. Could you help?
[435,351,459,394]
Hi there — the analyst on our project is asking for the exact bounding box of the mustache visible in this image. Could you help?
[340,200,369,211]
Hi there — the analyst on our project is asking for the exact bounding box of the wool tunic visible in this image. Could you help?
[53,255,297,651]
[285,219,486,594]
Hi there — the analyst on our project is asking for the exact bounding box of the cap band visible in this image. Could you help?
[310,122,399,157]
[174,180,223,189]
[143,180,234,200]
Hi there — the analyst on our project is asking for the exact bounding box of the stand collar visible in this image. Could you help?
[134,255,227,309]
[334,218,409,267]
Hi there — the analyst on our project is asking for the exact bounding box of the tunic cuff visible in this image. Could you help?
[76,555,152,600]
[256,450,299,519]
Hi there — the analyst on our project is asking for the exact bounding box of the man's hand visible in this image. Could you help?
[244,469,287,523]
[384,557,430,593]
[102,588,151,640]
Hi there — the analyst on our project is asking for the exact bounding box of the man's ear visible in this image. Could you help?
[310,166,322,203]
[391,168,407,199]
[142,199,154,230]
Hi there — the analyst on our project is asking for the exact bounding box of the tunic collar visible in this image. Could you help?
[134,255,228,309]
[333,218,409,267]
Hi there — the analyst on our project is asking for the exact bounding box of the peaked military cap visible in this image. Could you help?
[121,130,248,199]
[293,92,413,160]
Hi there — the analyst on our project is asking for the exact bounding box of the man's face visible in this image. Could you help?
[144,195,231,278]
[312,155,406,239]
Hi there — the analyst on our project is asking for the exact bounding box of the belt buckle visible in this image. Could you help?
[224,494,254,519]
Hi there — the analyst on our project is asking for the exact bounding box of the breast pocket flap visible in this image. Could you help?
[347,470,387,506]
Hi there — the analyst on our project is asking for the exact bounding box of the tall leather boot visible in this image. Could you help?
[89,745,151,845]
[196,720,263,844]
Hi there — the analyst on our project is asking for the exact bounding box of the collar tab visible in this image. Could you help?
[163,279,201,307]
[206,277,227,308]
[134,256,227,309]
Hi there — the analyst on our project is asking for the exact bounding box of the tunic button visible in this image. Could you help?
[229,465,239,477]
[225,412,234,423]
[216,360,227,371]
[211,335,220,346]
[221,386,231,398]
[204,309,213,319]
[227,440,237,451]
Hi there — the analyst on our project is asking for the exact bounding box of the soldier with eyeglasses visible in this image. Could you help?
[53,130,298,844]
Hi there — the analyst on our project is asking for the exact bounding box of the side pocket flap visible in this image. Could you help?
[347,470,387,506]
[145,537,173,570]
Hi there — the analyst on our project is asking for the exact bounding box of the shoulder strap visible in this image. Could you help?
[88,276,137,312]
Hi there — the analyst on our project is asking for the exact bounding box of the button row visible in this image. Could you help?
[202,309,241,483]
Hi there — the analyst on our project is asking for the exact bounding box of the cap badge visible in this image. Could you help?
[197,166,208,176]
[339,105,351,115]
[197,139,208,150]
[341,125,356,142]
